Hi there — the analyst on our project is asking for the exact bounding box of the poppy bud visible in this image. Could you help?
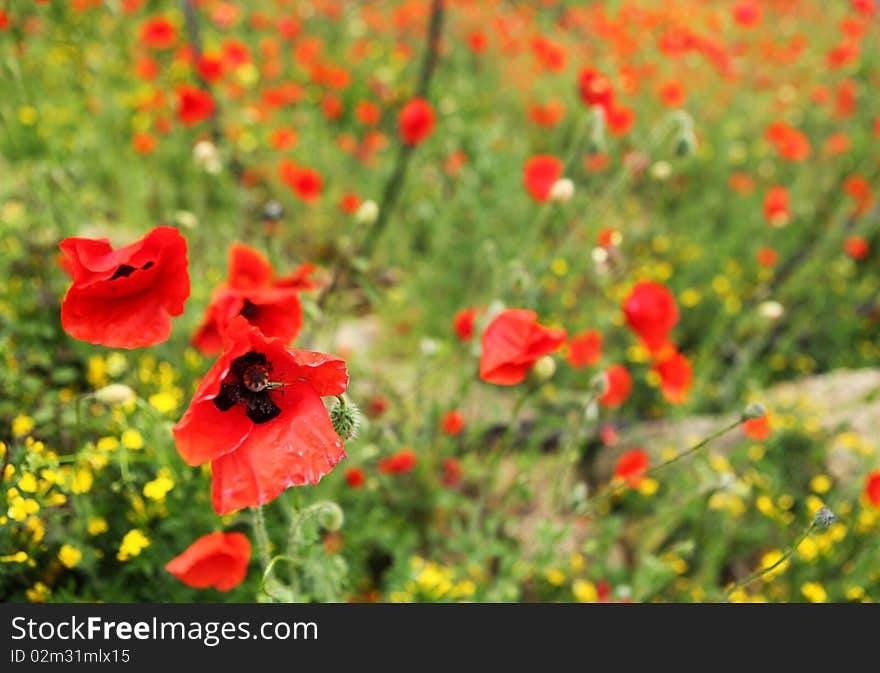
[673,110,697,157]
[758,301,784,320]
[675,128,697,157]
[742,402,766,420]
[330,397,360,441]
[315,501,344,532]
[262,200,284,222]
[549,178,575,203]
[355,199,379,225]
[94,384,136,406]
[193,140,222,174]
[813,507,835,528]
[530,355,557,383]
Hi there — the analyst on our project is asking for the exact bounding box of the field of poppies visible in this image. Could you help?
[1,0,879,604]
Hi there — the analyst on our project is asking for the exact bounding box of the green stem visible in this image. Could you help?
[723,522,817,601]
[251,506,271,573]
[587,416,745,512]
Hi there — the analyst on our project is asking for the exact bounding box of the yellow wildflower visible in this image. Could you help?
[117,529,150,561]
[58,544,82,568]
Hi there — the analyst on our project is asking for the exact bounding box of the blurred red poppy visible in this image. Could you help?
[764,187,790,226]
[279,160,323,203]
[523,155,563,203]
[345,467,365,488]
[577,67,614,110]
[378,448,417,474]
[479,309,566,385]
[399,98,435,146]
[59,226,189,349]
[599,365,632,408]
[441,410,465,435]
[193,243,314,355]
[166,532,250,591]
[566,330,603,369]
[623,281,680,353]
[654,350,692,404]
[844,236,869,260]
[453,307,480,340]
[174,317,348,515]
[176,84,215,126]
[614,449,650,487]
[757,247,779,268]
[743,415,771,440]
[865,471,880,507]
[441,458,462,487]
[139,16,177,49]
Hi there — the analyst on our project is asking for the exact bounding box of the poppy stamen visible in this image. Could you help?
[242,365,270,393]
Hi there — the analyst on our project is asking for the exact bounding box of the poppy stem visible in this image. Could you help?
[312,0,445,317]
[722,521,817,601]
[251,506,272,576]
[586,416,746,513]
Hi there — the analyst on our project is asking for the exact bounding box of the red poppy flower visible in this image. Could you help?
[844,236,869,260]
[732,1,761,27]
[139,16,177,49]
[600,424,619,447]
[366,396,389,418]
[565,330,603,369]
[599,365,632,408]
[765,122,811,162]
[606,105,635,137]
[197,54,225,83]
[279,159,323,204]
[132,132,157,155]
[355,100,382,126]
[529,99,566,128]
[523,155,563,203]
[441,410,465,436]
[339,192,361,214]
[658,81,686,108]
[378,448,417,474]
[441,458,462,487]
[269,127,298,151]
[757,247,779,268]
[345,467,365,488]
[865,471,880,507]
[623,281,680,353]
[614,449,650,487]
[479,309,567,385]
[468,31,488,53]
[453,307,480,340]
[577,67,614,110]
[743,415,771,440]
[59,226,189,349]
[166,532,250,591]
[176,84,215,126]
[193,243,314,355]
[398,98,435,146]
[174,317,347,514]
[764,187,790,226]
[654,351,692,404]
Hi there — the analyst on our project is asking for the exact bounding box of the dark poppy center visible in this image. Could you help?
[213,351,281,424]
[110,260,155,280]
[239,299,260,320]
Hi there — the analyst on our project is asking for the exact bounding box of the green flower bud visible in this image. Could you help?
[742,402,766,420]
[330,397,360,441]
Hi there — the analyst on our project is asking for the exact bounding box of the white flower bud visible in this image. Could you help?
[758,301,784,320]
[549,178,575,203]
[94,384,136,406]
[355,199,379,225]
